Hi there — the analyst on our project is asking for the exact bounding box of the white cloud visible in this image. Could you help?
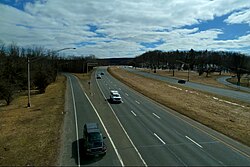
[0,0,250,58]
[225,9,250,25]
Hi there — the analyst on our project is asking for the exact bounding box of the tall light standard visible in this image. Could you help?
[176,60,190,82]
[27,47,76,107]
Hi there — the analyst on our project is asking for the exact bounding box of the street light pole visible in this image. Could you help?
[27,47,76,108]
[176,60,190,82]
[27,57,31,107]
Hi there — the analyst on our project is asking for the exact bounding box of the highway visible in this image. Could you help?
[124,67,250,103]
[60,68,250,166]
[60,73,122,166]
[95,67,250,166]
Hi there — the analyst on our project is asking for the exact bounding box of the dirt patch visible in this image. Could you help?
[0,75,66,166]
[108,67,250,147]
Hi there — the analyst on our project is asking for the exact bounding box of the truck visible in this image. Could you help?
[83,123,107,156]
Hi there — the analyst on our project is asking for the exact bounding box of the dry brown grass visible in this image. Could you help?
[73,72,92,96]
[0,75,66,166]
[108,67,250,147]
[227,77,250,88]
[138,68,233,89]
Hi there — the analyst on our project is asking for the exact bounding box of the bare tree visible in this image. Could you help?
[228,53,247,86]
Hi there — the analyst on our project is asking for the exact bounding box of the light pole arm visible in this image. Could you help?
[54,47,76,53]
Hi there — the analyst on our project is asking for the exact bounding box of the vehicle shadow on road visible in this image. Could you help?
[107,98,121,104]
[72,139,105,165]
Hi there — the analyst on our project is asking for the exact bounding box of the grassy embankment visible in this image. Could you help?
[0,75,66,166]
[73,72,92,96]
[227,77,250,88]
[139,68,250,90]
[108,67,250,147]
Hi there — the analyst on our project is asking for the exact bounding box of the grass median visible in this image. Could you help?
[0,75,66,166]
[138,68,233,89]
[108,67,250,147]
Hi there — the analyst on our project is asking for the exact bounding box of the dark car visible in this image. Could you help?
[178,79,186,84]
[100,72,104,75]
[83,123,107,156]
[96,74,102,79]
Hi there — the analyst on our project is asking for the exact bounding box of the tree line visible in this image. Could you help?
[0,43,58,105]
[0,42,101,105]
[1,42,249,105]
[134,49,250,85]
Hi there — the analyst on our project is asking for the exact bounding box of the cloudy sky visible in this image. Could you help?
[1,0,250,58]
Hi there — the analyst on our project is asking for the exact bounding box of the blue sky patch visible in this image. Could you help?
[87,24,106,38]
[140,39,165,49]
[103,40,112,43]
[153,28,171,32]
[16,23,34,29]
[0,0,46,11]
[182,13,250,40]
[74,41,96,47]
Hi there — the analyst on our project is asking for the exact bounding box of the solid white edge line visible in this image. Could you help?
[75,75,124,167]
[96,75,148,167]
[185,136,203,148]
[152,113,161,119]
[131,110,137,117]
[154,133,166,145]
[68,77,80,167]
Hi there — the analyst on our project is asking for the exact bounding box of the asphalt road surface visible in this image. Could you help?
[217,76,250,93]
[124,67,250,103]
[59,69,250,166]
[60,73,122,166]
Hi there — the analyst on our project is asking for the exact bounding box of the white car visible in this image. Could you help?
[110,90,122,103]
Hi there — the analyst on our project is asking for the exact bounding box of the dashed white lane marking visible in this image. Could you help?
[154,133,166,145]
[135,100,140,104]
[95,76,147,167]
[185,136,203,148]
[119,88,121,90]
[125,93,129,96]
[131,110,137,117]
[152,113,161,119]
[75,76,124,166]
